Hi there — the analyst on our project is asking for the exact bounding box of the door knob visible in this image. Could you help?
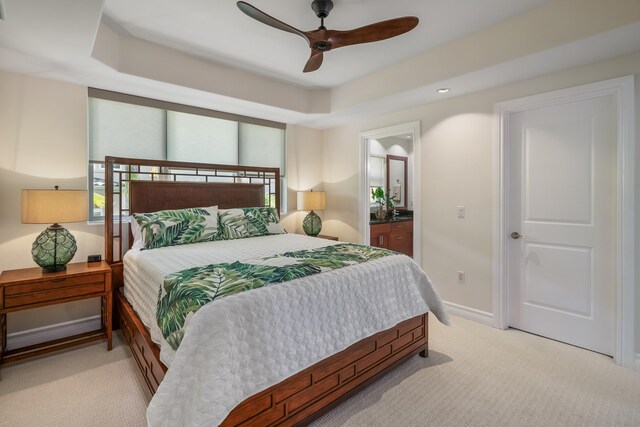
[510,232,526,240]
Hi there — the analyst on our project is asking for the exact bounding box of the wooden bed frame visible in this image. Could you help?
[104,156,428,426]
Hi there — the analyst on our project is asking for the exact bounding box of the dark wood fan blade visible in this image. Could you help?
[328,17,419,49]
[237,1,309,43]
[303,49,324,73]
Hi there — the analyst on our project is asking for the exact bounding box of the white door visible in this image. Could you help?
[507,94,617,355]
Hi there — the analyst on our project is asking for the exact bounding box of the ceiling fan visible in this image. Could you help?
[236,0,419,73]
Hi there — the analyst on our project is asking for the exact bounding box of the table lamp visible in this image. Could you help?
[297,190,326,236]
[22,186,88,273]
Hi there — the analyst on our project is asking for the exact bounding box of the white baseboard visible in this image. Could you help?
[6,315,102,351]
[443,301,494,326]
[635,353,640,372]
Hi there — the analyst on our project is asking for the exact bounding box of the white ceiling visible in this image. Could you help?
[1,0,639,128]
[103,0,554,88]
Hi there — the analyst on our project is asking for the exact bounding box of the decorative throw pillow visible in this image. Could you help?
[242,207,286,236]
[129,216,144,249]
[217,208,250,240]
[132,206,218,250]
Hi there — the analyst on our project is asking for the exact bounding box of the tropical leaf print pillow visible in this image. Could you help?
[217,207,286,240]
[242,207,286,236]
[132,206,218,249]
[217,208,250,240]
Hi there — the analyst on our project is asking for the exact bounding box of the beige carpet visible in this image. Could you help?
[1,316,639,426]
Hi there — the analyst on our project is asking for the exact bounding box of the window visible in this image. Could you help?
[88,91,286,222]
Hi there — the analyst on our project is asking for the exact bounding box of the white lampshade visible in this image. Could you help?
[297,191,326,211]
[22,188,88,224]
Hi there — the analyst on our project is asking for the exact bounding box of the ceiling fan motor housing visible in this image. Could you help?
[313,41,332,52]
[312,0,333,18]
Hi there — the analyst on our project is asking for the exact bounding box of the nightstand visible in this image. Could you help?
[0,261,112,373]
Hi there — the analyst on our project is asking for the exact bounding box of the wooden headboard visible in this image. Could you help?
[104,156,280,291]
[129,181,265,214]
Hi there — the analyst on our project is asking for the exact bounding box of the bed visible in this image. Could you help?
[104,157,448,426]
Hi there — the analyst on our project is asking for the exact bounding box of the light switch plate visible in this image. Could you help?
[457,206,465,218]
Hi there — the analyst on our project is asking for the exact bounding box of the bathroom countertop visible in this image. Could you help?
[370,215,413,225]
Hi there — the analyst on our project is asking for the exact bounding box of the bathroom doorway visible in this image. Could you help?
[360,121,421,263]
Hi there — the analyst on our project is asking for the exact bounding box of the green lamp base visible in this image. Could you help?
[302,210,322,237]
[32,224,77,273]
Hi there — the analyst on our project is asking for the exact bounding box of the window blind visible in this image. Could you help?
[88,98,166,161]
[239,123,285,173]
[167,111,239,165]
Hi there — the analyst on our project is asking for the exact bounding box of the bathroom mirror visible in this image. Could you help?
[387,155,407,209]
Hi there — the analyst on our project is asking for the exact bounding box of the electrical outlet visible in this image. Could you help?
[457,270,465,282]
[457,206,465,218]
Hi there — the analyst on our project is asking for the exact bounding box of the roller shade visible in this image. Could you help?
[88,98,166,161]
[167,111,239,165]
[239,123,285,174]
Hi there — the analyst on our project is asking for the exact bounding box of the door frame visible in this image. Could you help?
[360,121,422,264]
[493,76,636,367]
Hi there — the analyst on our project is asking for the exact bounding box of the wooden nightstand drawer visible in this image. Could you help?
[4,282,105,308]
[4,273,105,296]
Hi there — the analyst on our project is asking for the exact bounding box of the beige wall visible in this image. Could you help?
[281,125,324,234]
[0,71,324,335]
[0,71,104,332]
[321,51,640,353]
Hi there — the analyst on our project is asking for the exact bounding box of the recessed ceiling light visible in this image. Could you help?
[437,88,450,94]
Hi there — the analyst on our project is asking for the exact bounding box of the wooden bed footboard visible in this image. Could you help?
[116,290,428,426]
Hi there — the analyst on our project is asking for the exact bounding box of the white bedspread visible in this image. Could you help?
[136,234,449,426]
[124,234,342,365]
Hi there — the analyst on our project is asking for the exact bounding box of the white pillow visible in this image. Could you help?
[129,216,144,250]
